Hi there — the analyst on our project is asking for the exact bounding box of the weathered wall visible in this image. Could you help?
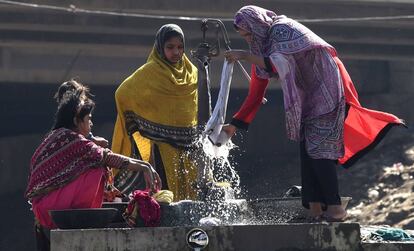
[1,0,414,86]
[50,224,362,251]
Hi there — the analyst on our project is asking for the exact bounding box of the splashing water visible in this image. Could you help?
[197,134,241,195]
[165,133,307,226]
[165,132,251,226]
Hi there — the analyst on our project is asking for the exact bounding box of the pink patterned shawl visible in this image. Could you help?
[25,128,105,199]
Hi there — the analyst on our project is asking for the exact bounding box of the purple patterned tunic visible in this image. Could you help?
[234,5,345,159]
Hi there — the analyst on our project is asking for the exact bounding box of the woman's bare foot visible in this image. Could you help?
[309,202,323,217]
[324,205,347,221]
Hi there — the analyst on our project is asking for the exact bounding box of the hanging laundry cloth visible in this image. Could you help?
[204,60,234,146]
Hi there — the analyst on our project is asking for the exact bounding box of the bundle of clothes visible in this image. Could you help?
[123,189,173,227]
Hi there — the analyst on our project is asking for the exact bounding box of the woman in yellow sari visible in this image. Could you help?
[112,24,199,201]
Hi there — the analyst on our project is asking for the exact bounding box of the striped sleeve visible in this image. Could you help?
[102,149,130,169]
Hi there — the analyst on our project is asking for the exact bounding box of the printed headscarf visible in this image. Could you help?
[234,5,333,78]
[234,5,277,58]
[154,24,185,62]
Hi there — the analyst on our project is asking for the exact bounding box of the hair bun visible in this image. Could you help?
[54,79,91,104]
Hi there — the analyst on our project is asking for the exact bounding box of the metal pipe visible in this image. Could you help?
[198,19,266,108]
[236,61,250,81]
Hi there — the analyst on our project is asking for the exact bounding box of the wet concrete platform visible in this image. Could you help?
[51,223,362,251]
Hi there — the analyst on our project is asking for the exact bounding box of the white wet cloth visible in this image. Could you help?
[204,60,234,146]
[199,216,221,226]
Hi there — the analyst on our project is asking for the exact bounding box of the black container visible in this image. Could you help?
[50,208,118,229]
[102,202,128,223]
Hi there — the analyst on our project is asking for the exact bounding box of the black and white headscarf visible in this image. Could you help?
[154,24,185,62]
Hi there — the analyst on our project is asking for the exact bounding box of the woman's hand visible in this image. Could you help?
[221,124,237,138]
[224,50,249,63]
[130,159,162,194]
[92,136,109,148]
[224,49,266,68]
[145,165,162,194]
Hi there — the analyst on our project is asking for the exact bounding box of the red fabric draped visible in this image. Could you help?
[333,56,405,167]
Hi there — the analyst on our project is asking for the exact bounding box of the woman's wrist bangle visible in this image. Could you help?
[87,132,94,140]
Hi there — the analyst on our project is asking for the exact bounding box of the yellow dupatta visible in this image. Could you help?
[112,47,199,200]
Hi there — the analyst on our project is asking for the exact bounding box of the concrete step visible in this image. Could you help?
[50,223,414,250]
[51,223,363,251]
